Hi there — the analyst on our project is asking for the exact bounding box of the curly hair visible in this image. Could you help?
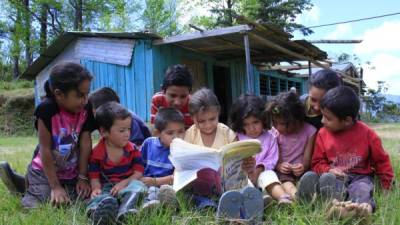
[266,91,305,125]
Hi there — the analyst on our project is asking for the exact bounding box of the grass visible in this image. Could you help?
[0,124,399,225]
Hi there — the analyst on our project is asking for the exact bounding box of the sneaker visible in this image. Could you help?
[91,196,119,225]
[217,190,242,219]
[241,186,263,223]
[263,194,274,208]
[141,200,161,211]
[297,171,319,202]
[319,173,337,201]
[0,161,26,195]
[157,185,179,209]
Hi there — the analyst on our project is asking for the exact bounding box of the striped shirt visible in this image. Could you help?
[141,137,174,178]
[88,138,144,183]
[150,92,193,128]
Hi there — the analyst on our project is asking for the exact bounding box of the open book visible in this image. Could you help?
[169,138,261,192]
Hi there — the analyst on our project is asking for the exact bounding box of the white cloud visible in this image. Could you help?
[296,5,320,24]
[324,24,352,39]
[354,21,400,54]
[362,53,400,94]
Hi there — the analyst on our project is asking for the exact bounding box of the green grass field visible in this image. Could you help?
[0,124,399,225]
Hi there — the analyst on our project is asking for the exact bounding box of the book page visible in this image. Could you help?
[220,140,261,192]
[169,138,221,192]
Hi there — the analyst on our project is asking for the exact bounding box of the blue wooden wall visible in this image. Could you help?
[81,40,154,121]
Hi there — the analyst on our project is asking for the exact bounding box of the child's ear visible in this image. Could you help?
[99,127,108,138]
[53,89,64,100]
[344,116,354,127]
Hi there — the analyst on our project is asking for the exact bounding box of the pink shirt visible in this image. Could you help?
[237,131,279,170]
[273,123,316,165]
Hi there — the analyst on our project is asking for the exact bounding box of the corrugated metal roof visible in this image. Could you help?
[22,31,161,79]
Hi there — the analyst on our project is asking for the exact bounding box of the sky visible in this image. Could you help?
[293,0,400,95]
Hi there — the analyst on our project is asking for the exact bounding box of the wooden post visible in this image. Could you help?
[243,33,253,93]
[308,60,312,77]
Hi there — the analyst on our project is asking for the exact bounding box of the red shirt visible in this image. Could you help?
[88,138,144,183]
[312,121,394,189]
[150,91,193,128]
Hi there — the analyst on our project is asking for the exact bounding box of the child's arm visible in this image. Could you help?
[141,175,174,186]
[369,130,394,190]
[90,178,102,198]
[38,119,70,204]
[77,131,92,198]
[311,133,331,174]
[110,171,143,196]
[293,133,316,176]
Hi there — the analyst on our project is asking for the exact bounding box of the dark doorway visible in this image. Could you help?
[213,66,232,124]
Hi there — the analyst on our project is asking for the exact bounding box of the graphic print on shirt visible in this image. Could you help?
[50,110,87,175]
[330,146,364,173]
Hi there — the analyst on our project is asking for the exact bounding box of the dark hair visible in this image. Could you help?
[89,87,120,109]
[189,88,220,115]
[161,64,193,91]
[267,91,305,124]
[321,86,359,121]
[154,107,185,131]
[95,102,131,131]
[44,62,93,98]
[229,94,270,133]
[309,69,342,91]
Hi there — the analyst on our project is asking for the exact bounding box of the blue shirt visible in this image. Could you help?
[129,112,151,146]
[141,137,174,178]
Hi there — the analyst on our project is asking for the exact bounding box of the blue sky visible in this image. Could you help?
[293,0,400,94]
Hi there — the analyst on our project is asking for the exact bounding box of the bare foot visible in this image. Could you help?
[354,203,373,217]
[327,200,357,219]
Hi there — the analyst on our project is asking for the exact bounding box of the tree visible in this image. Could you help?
[186,0,313,35]
[142,0,180,37]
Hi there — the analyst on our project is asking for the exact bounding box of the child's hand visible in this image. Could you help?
[291,163,305,177]
[76,179,91,199]
[329,168,346,178]
[91,188,102,198]
[241,157,256,174]
[51,186,70,205]
[277,162,292,174]
[110,179,130,196]
[140,177,157,186]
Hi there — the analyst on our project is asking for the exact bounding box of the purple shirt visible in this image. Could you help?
[273,123,316,165]
[237,131,279,170]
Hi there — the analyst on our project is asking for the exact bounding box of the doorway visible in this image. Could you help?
[213,66,232,124]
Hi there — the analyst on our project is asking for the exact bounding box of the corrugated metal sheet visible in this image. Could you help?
[76,37,135,66]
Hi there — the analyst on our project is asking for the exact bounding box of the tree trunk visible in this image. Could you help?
[13,56,19,79]
[226,0,233,26]
[23,0,32,66]
[74,0,83,30]
[39,4,48,53]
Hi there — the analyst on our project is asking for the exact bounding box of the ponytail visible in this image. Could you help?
[44,80,54,98]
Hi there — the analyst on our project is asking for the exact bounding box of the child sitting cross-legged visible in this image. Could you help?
[86,102,145,225]
[139,108,186,209]
[229,94,291,205]
[306,86,394,220]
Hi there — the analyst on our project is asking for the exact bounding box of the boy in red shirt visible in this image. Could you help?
[310,86,394,219]
[150,64,193,128]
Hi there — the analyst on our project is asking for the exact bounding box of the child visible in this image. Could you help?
[229,94,292,204]
[151,64,194,128]
[301,69,342,130]
[21,62,95,208]
[140,107,185,208]
[267,91,317,200]
[89,87,151,146]
[309,86,394,219]
[185,88,263,222]
[86,102,145,224]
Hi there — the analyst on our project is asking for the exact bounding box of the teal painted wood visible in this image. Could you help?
[259,71,306,95]
[80,40,154,121]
